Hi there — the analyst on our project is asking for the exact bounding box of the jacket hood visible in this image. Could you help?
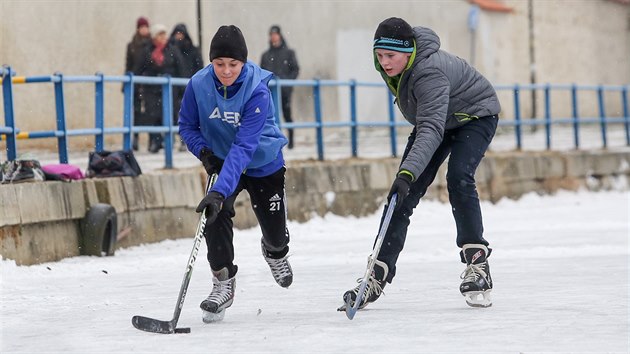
[170,23,194,47]
[412,26,440,61]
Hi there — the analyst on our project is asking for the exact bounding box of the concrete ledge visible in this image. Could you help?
[2,150,629,265]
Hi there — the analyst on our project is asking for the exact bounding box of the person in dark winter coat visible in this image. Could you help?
[341,18,501,311]
[124,16,152,151]
[178,25,293,322]
[169,23,203,151]
[260,25,299,149]
[170,24,204,78]
[136,24,186,153]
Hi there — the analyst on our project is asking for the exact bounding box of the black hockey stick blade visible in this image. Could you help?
[132,315,175,334]
[131,175,216,334]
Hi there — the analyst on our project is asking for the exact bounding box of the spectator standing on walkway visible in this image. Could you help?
[341,17,501,310]
[124,16,151,151]
[138,24,185,153]
[169,23,203,151]
[178,25,293,323]
[260,25,299,149]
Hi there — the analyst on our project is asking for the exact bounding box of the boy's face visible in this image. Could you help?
[375,49,411,77]
[212,58,244,86]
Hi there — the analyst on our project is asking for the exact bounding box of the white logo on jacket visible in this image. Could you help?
[209,107,241,126]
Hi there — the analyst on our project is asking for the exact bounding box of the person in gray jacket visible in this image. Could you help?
[341,17,501,310]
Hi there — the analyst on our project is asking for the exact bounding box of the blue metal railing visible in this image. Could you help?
[493,83,630,150]
[2,65,630,167]
[1,66,188,166]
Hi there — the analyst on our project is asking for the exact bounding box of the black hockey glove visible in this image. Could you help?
[199,147,224,175]
[196,191,225,224]
[388,171,413,209]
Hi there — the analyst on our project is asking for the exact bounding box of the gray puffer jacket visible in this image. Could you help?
[377,26,501,180]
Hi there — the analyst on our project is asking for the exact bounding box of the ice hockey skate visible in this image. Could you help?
[460,244,493,308]
[338,258,388,311]
[200,267,235,323]
[261,240,293,288]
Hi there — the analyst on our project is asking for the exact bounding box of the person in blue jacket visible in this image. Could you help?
[178,25,292,323]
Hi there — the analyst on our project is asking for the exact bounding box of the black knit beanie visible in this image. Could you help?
[209,25,248,62]
[373,17,414,53]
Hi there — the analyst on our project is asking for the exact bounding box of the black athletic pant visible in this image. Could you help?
[377,115,498,283]
[204,167,290,278]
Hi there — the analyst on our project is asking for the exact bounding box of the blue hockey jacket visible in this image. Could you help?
[178,61,287,198]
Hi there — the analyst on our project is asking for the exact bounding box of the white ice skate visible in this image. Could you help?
[460,244,493,308]
[200,267,235,323]
[261,241,293,288]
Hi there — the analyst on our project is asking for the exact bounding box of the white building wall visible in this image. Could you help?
[1,0,628,147]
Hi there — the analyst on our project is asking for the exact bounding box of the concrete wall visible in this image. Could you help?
[2,150,629,265]
[1,0,629,150]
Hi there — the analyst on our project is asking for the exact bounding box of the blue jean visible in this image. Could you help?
[377,115,498,283]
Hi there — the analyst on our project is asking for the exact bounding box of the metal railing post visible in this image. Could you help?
[544,83,551,150]
[162,75,174,168]
[95,72,105,151]
[514,84,522,150]
[387,91,397,157]
[597,85,607,148]
[622,86,629,146]
[2,66,18,160]
[313,79,324,160]
[53,72,69,163]
[349,80,358,157]
[275,79,283,126]
[122,72,134,151]
[571,83,580,149]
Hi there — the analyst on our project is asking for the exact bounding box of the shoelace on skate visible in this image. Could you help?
[205,278,233,305]
[352,275,384,304]
[265,256,292,280]
[460,262,488,283]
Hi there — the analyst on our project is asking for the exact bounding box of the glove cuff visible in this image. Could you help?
[208,190,226,200]
[200,147,212,157]
[398,170,414,182]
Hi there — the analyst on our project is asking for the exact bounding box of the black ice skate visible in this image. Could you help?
[200,267,235,323]
[261,240,293,288]
[338,258,388,311]
[460,244,493,308]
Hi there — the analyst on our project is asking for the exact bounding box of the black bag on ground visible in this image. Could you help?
[86,150,142,178]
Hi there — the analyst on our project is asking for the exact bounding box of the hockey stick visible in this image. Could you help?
[132,173,216,334]
[344,193,397,320]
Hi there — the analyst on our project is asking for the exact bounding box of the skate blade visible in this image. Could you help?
[337,293,352,312]
[202,309,225,323]
[463,291,492,308]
